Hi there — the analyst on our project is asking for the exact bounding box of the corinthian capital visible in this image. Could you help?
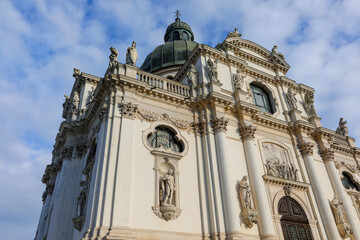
[119,102,138,119]
[239,124,257,140]
[300,142,314,157]
[211,117,228,133]
[320,148,334,162]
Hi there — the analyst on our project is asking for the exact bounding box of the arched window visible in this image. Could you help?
[173,31,180,40]
[278,196,313,240]
[250,84,274,113]
[182,32,189,40]
[147,126,184,153]
[341,172,360,191]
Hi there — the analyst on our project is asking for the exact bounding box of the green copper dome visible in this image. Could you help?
[141,17,196,73]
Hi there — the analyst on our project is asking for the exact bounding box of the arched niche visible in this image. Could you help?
[142,121,188,221]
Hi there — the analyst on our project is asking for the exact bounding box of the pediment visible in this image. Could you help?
[221,38,290,69]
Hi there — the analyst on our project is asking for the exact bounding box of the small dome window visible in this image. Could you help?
[250,84,275,113]
[183,32,189,40]
[173,31,180,40]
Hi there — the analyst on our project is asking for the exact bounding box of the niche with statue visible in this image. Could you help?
[143,122,188,221]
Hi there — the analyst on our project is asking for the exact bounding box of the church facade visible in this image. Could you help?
[35,16,360,240]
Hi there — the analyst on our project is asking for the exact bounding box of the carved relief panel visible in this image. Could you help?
[262,143,299,181]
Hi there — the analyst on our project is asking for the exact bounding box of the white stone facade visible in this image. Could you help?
[35,22,360,240]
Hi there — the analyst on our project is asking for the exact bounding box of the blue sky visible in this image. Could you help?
[1,0,360,239]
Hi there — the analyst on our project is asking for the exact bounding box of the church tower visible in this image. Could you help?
[36,16,360,240]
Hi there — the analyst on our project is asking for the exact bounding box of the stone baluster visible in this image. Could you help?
[239,124,276,240]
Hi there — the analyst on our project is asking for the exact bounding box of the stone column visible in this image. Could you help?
[212,117,243,240]
[47,147,74,240]
[300,143,341,240]
[322,148,360,239]
[239,124,276,240]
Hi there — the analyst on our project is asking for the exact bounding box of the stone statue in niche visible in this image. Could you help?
[330,195,353,238]
[207,58,219,82]
[336,117,349,136]
[72,92,80,112]
[106,46,120,75]
[77,190,86,217]
[227,27,242,38]
[186,64,197,86]
[232,69,244,90]
[239,176,254,210]
[286,88,297,110]
[331,195,345,224]
[263,143,299,181]
[238,176,258,228]
[160,169,176,206]
[304,92,317,116]
[126,41,138,66]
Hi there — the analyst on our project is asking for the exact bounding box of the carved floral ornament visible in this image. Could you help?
[239,123,257,140]
[299,142,314,157]
[135,108,191,132]
[211,116,228,133]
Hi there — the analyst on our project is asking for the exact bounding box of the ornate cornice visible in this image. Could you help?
[299,142,314,157]
[239,124,257,141]
[211,117,228,133]
[263,175,310,190]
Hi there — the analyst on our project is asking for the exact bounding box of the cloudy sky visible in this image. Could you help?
[1,0,360,239]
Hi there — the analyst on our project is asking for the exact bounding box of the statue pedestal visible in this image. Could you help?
[159,205,182,221]
[288,109,302,122]
[125,64,138,78]
[233,89,249,103]
[309,115,322,127]
[207,80,223,93]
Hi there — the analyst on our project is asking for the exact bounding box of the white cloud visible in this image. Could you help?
[1,0,360,239]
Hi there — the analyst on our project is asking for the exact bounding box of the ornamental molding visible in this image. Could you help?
[136,109,191,131]
[252,112,288,131]
[263,175,310,191]
[334,161,358,173]
[239,124,257,141]
[211,116,228,133]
